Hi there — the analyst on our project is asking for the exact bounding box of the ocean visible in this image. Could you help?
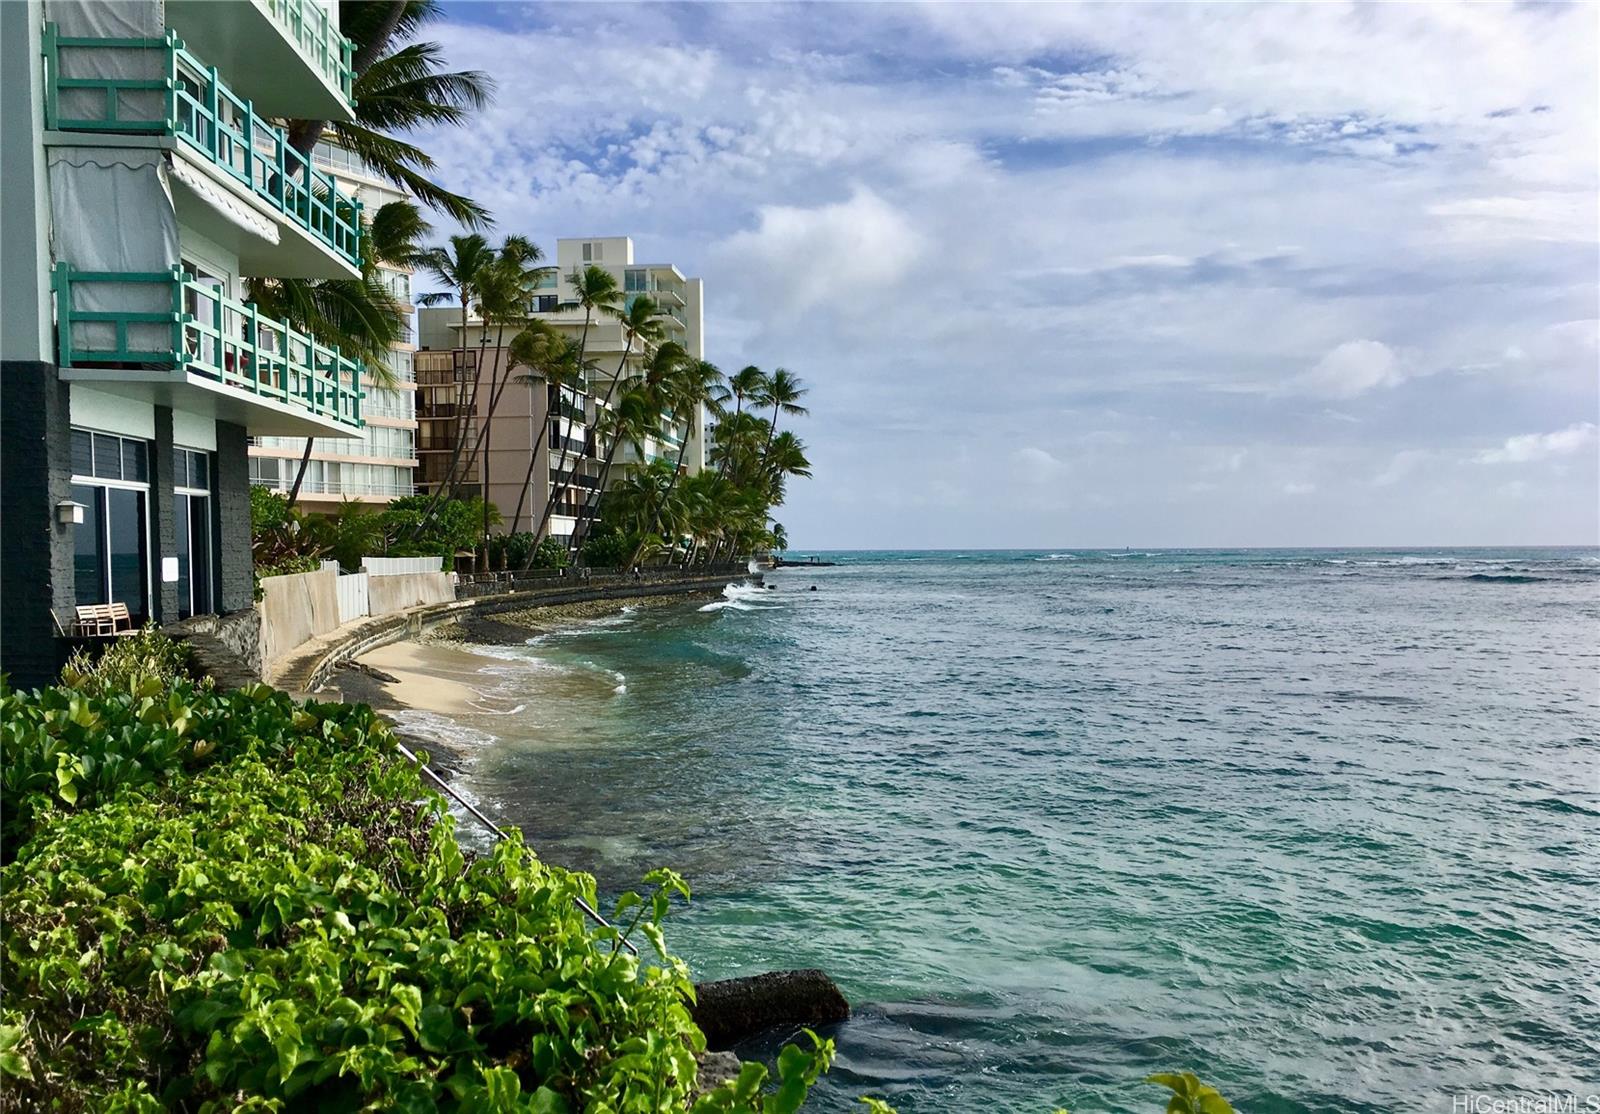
[394,549,1600,1113]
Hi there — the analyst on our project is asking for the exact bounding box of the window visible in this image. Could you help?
[174,448,213,618]
[536,295,558,313]
[582,241,603,262]
[71,429,153,622]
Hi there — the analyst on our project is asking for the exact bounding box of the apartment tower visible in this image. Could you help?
[415,236,705,545]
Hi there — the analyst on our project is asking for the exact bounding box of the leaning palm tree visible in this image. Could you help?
[575,387,660,559]
[567,295,667,554]
[639,358,725,549]
[504,324,583,535]
[286,0,491,228]
[563,264,623,371]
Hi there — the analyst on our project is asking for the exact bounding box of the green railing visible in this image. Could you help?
[53,264,363,429]
[42,25,363,270]
[257,0,356,104]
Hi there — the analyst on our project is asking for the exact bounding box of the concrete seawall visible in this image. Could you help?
[258,573,748,696]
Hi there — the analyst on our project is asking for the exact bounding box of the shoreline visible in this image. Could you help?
[324,590,727,775]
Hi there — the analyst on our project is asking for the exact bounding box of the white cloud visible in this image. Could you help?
[411,3,1598,545]
[1282,482,1316,496]
[1012,447,1069,484]
[1294,340,1405,399]
[713,188,923,318]
[1477,422,1598,464]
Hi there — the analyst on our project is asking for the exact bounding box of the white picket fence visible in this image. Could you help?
[335,571,369,625]
[361,556,443,576]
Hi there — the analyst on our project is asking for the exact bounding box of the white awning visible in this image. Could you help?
[165,155,281,246]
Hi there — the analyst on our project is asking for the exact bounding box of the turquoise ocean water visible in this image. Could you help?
[396,549,1600,1112]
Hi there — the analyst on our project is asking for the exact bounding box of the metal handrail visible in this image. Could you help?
[391,740,636,955]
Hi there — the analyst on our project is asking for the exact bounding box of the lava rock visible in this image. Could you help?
[690,969,850,1050]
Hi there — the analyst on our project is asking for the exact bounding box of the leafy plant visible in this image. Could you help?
[0,652,831,1111]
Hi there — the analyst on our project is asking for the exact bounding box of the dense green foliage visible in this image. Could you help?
[486,533,568,571]
[0,642,831,1112]
[250,487,498,576]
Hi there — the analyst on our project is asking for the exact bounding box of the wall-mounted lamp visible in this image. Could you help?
[56,500,85,526]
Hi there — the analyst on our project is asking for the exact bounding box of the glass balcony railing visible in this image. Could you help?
[42,25,363,270]
[53,264,363,430]
[256,0,356,104]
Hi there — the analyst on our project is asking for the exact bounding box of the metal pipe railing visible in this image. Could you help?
[391,740,637,956]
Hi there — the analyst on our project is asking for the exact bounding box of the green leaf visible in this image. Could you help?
[417,1003,454,1053]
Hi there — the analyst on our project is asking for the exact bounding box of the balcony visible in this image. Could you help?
[53,264,363,437]
[43,26,362,277]
[165,0,355,120]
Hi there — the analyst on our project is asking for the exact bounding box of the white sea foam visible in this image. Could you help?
[699,581,781,612]
[388,708,499,751]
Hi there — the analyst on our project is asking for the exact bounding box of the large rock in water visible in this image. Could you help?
[690,969,850,1050]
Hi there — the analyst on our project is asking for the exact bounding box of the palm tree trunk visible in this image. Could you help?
[530,307,593,552]
[284,434,316,506]
[566,335,635,555]
[509,379,548,533]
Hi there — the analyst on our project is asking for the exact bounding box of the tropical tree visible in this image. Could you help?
[758,367,808,468]
[505,326,589,535]
[567,296,667,555]
[286,0,491,228]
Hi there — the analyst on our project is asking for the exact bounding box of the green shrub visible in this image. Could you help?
[60,624,203,699]
[0,677,831,1111]
[530,536,569,569]
[580,522,635,569]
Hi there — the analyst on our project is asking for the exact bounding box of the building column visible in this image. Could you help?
[214,420,254,613]
[0,361,76,687]
[148,406,181,624]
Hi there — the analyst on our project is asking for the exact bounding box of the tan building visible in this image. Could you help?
[416,236,705,543]
[249,142,419,506]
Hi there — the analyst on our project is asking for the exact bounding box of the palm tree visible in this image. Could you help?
[410,233,495,521]
[530,265,620,545]
[758,367,808,468]
[450,238,547,550]
[639,358,725,555]
[563,264,622,370]
[568,295,667,555]
[286,1,491,228]
[249,198,427,505]
[504,324,585,535]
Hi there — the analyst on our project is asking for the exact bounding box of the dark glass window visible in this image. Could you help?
[189,450,210,490]
[72,484,105,607]
[107,487,148,621]
[189,495,212,616]
[71,429,93,475]
[92,433,122,479]
[122,439,148,483]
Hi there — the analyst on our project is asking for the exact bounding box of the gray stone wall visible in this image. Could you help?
[0,360,75,687]
[149,406,180,623]
[214,421,252,613]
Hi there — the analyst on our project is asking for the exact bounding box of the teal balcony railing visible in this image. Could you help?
[257,0,356,104]
[53,264,363,430]
[42,25,362,270]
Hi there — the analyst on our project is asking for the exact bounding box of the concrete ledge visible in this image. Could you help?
[263,574,746,697]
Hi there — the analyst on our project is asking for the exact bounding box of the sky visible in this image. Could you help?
[414,1,1599,548]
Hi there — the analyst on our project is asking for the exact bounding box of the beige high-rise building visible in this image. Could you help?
[249,142,419,506]
[416,236,705,544]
